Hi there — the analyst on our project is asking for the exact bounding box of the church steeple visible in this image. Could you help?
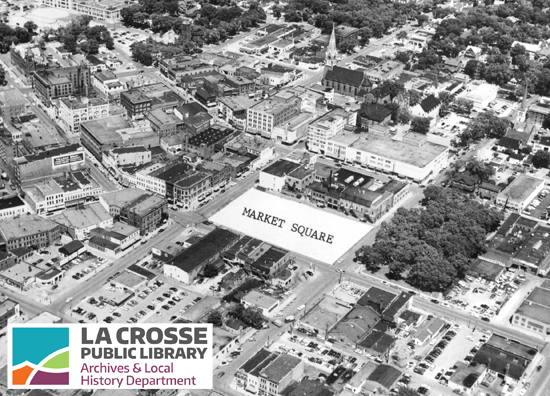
[325,24,338,71]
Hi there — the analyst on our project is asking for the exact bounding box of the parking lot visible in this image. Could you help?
[69,278,204,324]
[433,113,469,140]
[271,332,371,392]
[2,243,112,305]
[401,325,496,396]
[522,187,550,219]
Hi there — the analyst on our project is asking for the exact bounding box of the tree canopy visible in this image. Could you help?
[456,111,510,147]
[532,150,550,168]
[0,23,33,53]
[42,15,114,54]
[229,304,264,329]
[448,158,495,182]
[355,186,503,292]
[120,0,266,56]
[410,117,431,134]
[207,311,223,327]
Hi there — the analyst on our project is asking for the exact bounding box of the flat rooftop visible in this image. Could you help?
[0,215,58,240]
[166,228,238,273]
[51,203,111,229]
[242,290,279,310]
[262,159,300,178]
[188,126,236,147]
[22,143,81,163]
[259,354,302,383]
[250,97,298,115]
[213,327,237,355]
[111,271,146,289]
[351,134,447,168]
[0,196,26,211]
[0,88,28,107]
[100,188,145,209]
[499,175,544,203]
[81,115,131,142]
[301,295,351,332]
[0,262,42,284]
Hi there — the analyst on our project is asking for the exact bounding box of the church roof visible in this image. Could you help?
[324,66,371,88]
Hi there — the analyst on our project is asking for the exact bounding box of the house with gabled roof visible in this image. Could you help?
[410,94,441,121]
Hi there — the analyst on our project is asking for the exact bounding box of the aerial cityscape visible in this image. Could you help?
[1,0,550,395]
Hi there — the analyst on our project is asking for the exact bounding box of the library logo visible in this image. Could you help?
[11,327,69,386]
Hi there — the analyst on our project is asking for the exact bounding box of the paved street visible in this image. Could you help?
[297,24,415,88]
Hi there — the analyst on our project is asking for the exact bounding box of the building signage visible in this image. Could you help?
[210,189,371,264]
[8,324,213,389]
[53,152,84,168]
[242,207,335,244]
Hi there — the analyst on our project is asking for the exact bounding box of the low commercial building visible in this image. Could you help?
[164,228,239,284]
[235,349,277,391]
[308,171,410,223]
[249,244,290,280]
[103,146,151,169]
[23,171,103,214]
[182,126,240,159]
[99,188,146,216]
[472,334,536,384]
[147,108,185,137]
[512,280,550,335]
[0,214,60,251]
[92,70,125,99]
[26,312,62,324]
[448,362,486,395]
[364,61,404,83]
[512,225,550,276]
[0,261,42,290]
[298,295,352,339]
[161,135,185,154]
[88,222,140,254]
[0,297,20,329]
[259,159,302,193]
[51,203,113,240]
[241,290,280,316]
[225,134,276,168]
[111,270,148,293]
[461,83,499,110]
[0,88,30,121]
[532,136,550,153]
[174,102,213,135]
[0,196,30,220]
[412,316,447,345]
[58,240,87,264]
[496,175,545,211]
[330,305,381,347]
[258,354,304,396]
